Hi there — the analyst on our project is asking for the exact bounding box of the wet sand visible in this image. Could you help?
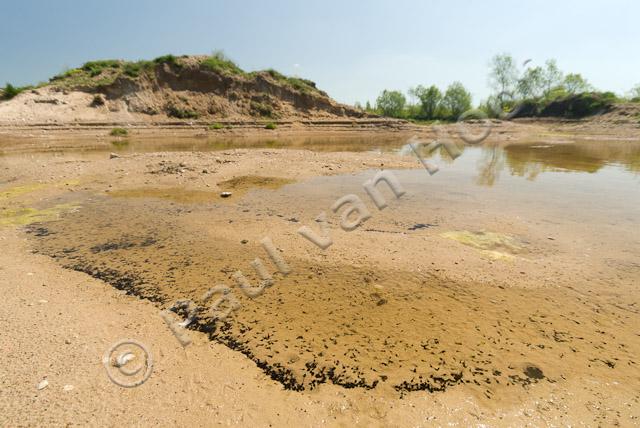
[1,123,639,426]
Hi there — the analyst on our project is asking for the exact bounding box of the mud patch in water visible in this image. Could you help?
[108,188,222,204]
[217,175,295,192]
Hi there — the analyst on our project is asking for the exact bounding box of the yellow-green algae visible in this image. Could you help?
[0,204,80,227]
[0,180,80,202]
[441,230,525,260]
[0,184,47,201]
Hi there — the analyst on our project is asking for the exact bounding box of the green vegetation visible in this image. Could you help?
[111,139,130,148]
[109,127,128,137]
[49,54,184,88]
[1,83,31,100]
[262,69,319,94]
[82,60,121,77]
[375,90,406,117]
[369,83,472,120]
[122,61,152,78]
[442,82,472,119]
[153,54,181,67]
[629,84,640,102]
[91,94,105,106]
[363,54,626,120]
[201,51,244,75]
[563,73,593,94]
[510,91,617,118]
[122,55,180,77]
[49,59,129,88]
[409,85,442,119]
[250,100,275,118]
[52,64,121,88]
[198,52,321,94]
[167,105,199,119]
[209,122,224,130]
[265,122,277,130]
[7,51,323,113]
[482,54,618,118]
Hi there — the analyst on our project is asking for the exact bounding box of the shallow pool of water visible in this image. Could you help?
[5,134,640,394]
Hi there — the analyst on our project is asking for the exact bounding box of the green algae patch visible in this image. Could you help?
[0,180,80,203]
[0,184,47,201]
[441,230,525,260]
[0,204,80,227]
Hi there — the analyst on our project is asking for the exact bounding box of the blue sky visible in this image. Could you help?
[1,0,638,105]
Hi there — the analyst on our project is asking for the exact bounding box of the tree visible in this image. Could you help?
[628,84,640,101]
[407,86,420,105]
[413,85,443,119]
[563,73,593,94]
[376,90,406,118]
[479,95,503,118]
[488,54,518,108]
[365,100,373,111]
[517,66,545,99]
[442,82,472,119]
[542,59,563,96]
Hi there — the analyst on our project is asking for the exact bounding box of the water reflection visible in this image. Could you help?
[0,135,404,157]
[3,132,640,185]
[405,140,640,186]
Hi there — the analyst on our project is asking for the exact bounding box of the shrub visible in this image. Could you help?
[111,139,129,148]
[547,92,615,117]
[509,99,542,117]
[263,69,318,94]
[201,51,243,75]
[153,55,181,68]
[50,69,83,82]
[123,60,153,78]
[511,92,616,119]
[265,122,277,130]
[209,123,224,130]
[110,127,128,137]
[265,69,286,80]
[91,94,106,106]
[2,83,27,100]
[250,101,274,117]
[82,60,121,77]
[167,105,200,119]
[287,77,317,94]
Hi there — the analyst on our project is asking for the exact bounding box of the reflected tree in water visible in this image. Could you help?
[476,145,505,186]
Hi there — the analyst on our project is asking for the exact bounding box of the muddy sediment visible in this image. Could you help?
[25,193,638,396]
